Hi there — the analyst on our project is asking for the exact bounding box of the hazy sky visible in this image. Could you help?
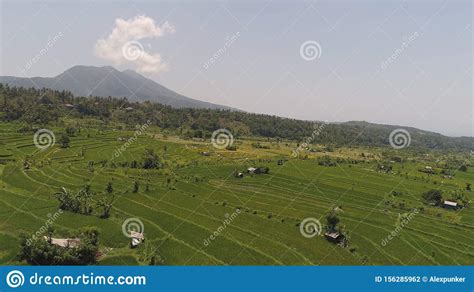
[0,0,472,137]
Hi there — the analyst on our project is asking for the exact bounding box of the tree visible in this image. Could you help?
[143,149,160,169]
[254,167,270,174]
[106,182,113,194]
[96,196,114,219]
[55,187,78,212]
[133,181,139,193]
[77,184,95,214]
[422,189,443,206]
[65,126,77,136]
[467,183,472,191]
[459,164,468,172]
[54,185,95,215]
[59,134,70,148]
[325,211,340,232]
[46,226,54,244]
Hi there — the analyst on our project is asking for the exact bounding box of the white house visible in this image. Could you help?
[443,200,458,209]
[247,167,257,173]
[130,231,145,247]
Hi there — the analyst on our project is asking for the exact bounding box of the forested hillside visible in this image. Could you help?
[1,84,472,151]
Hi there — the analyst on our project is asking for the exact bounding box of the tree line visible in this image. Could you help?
[1,84,472,151]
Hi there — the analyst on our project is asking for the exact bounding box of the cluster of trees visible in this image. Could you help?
[55,185,114,218]
[1,84,473,150]
[317,156,338,167]
[103,149,162,170]
[55,185,95,215]
[422,189,443,206]
[19,227,99,265]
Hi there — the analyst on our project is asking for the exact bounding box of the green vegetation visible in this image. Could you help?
[422,190,443,206]
[19,227,99,265]
[0,85,473,266]
[1,85,472,150]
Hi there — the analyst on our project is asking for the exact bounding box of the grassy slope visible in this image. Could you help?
[0,122,473,266]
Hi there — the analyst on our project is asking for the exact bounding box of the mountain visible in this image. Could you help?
[0,65,232,110]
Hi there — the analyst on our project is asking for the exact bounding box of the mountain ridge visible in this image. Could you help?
[1,66,472,142]
[0,65,232,110]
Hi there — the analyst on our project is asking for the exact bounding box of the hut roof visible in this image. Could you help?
[443,200,457,207]
[46,237,81,248]
[130,231,144,240]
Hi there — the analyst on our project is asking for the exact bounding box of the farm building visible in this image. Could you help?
[201,151,210,156]
[324,232,343,243]
[63,103,74,108]
[45,237,81,248]
[130,231,145,247]
[125,107,134,111]
[247,167,270,174]
[443,200,458,210]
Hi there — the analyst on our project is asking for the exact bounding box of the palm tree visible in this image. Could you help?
[96,196,114,218]
[55,187,71,210]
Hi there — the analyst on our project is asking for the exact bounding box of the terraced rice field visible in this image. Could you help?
[0,122,473,265]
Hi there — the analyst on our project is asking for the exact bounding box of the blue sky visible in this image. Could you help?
[0,0,472,137]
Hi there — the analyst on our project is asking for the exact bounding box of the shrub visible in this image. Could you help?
[422,189,443,206]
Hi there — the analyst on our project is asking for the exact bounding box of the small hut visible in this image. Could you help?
[443,200,458,210]
[130,231,145,247]
[46,237,81,248]
[324,232,343,243]
[247,167,257,174]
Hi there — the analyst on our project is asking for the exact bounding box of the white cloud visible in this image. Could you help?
[94,15,175,74]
